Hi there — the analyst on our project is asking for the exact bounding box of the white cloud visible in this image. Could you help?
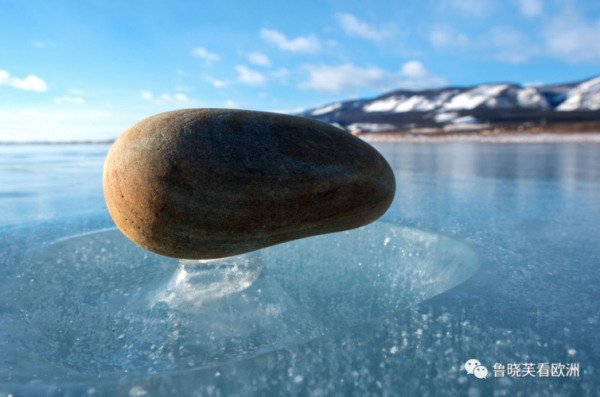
[236,65,266,86]
[270,68,289,83]
[68,88,85,96]
[335,13,395,42]
[140,90,154,100]
[543,5,600,62]
[0,70,48,92]
[260,28,320,54]
[397,61,448,89]
[203,75,230,88]
[299,64,391,93]
[161,93,189,102]
[212,80,229,88]
[191,47,220,63]
[141,90,190,104]
[247,52,272,67]
[54,96,85,105]
[175,85,191,92]
[31,41,48,48]
[490,26,536,63]
[298,62,447,94]
[400,61,429,79]
[429,26,469,48]
[444,0,489,15]
[225,100,247,109]
[524,81,544,87]
[515,0,542,18]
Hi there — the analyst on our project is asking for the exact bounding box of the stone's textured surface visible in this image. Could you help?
[103,109,396,259]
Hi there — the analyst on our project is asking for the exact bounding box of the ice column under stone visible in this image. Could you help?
[152,251,265,310]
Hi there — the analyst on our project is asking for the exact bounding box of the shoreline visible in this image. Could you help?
[359,132,600,144]
[0,140,115,145]
[2,132,600,145]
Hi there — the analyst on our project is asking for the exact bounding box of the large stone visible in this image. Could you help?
[103,109,396,259]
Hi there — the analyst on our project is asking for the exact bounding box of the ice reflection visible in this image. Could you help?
[378,143,600,184]
[378,143,600,228]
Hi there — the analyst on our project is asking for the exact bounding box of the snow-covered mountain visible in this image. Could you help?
[299,76,600,133]
[555,77,600,111]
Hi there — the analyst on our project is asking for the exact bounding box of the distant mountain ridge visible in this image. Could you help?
[299,76,600,133]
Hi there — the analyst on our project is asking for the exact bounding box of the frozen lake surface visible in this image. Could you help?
[0,143,598,395]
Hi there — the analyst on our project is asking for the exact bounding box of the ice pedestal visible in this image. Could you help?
[153,253,265,310]
[0,221,478,386]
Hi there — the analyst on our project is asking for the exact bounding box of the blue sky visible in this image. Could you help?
[1,0,599,141]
